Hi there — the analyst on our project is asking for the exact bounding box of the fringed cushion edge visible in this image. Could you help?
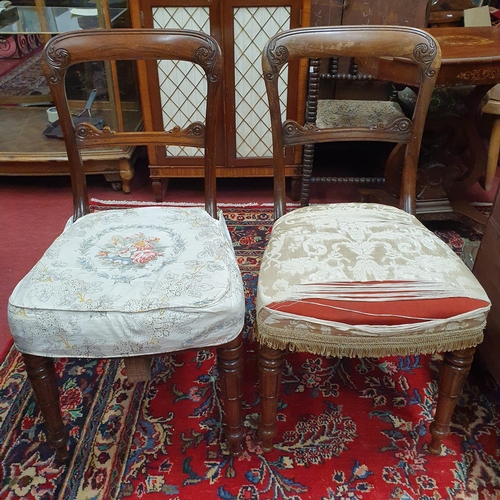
[254,323,486,358]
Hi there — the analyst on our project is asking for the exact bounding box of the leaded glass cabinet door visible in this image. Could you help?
[133,0,304,201]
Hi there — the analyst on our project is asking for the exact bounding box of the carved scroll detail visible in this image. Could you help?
[283,117,411,138]
[413,35,438,78]
[75,122,206,142]
[75,123,115,141]
[195,39,218,82]
[166,122,205,137]
[265,38,289,81]
[378,117,412,132]
[283,120,318,138]
[44,45,71,84]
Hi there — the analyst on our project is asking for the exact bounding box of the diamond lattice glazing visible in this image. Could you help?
[153,7,210,156]
[233,7,290,158]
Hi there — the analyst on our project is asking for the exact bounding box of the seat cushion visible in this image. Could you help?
[8,207,245,358]
[316,100,406,129]
[256,204,490,358]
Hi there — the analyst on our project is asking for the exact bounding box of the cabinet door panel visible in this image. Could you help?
[136,0,304,173]
[223,0,303,168]
[152,6,210,158]
[232,5,291,159]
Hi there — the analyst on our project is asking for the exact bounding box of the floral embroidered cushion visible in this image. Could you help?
[256,204,490,358]
[8,207,245,358]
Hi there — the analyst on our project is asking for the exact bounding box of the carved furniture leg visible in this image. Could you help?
[300,143,315,207]
[119,158,134,194]
[217,333,244,456]
[258,344,284,452]
[429,347,475,455]
[23,353,69,463]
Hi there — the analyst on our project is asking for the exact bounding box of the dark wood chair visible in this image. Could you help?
[7,29,245,462]
[299,20,445,208]
[299,53,403,206]
[257,25,491,455]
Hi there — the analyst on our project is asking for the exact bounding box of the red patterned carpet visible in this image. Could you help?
[0,206,499,499]
[0,47,49,98]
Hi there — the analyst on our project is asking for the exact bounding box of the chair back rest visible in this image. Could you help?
[42,29,222,219]
[262,26,441,217]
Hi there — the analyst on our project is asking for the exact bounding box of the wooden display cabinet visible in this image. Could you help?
[0,1,142,192]
[131,0,306,201]
[131,0,433,201]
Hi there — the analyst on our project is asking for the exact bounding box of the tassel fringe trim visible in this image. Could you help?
[255,323,485,358]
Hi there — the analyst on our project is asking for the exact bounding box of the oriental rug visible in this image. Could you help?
[0,206,498,500]
[0,48,49,98]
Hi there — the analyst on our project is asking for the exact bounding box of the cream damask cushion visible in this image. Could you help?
[256,204,490,358]
[8,207,245,358]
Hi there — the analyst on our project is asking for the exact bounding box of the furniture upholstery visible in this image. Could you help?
[7,28,245,462]
[256,25,491,455]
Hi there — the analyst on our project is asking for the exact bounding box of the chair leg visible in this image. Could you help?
[429,347,475,455]
[23,354,69,463]
[217,334,244,456]
[258,344,284,452]
[300,143,315,207]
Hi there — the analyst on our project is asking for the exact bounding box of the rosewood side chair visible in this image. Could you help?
[299,57,409,207]
[7,29,245,462]
[256,26,491,455]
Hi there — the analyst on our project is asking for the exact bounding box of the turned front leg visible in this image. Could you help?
[258,344,284,452]
[429,347,475,455]
[217,334,244,456]
[23,354,69,463]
